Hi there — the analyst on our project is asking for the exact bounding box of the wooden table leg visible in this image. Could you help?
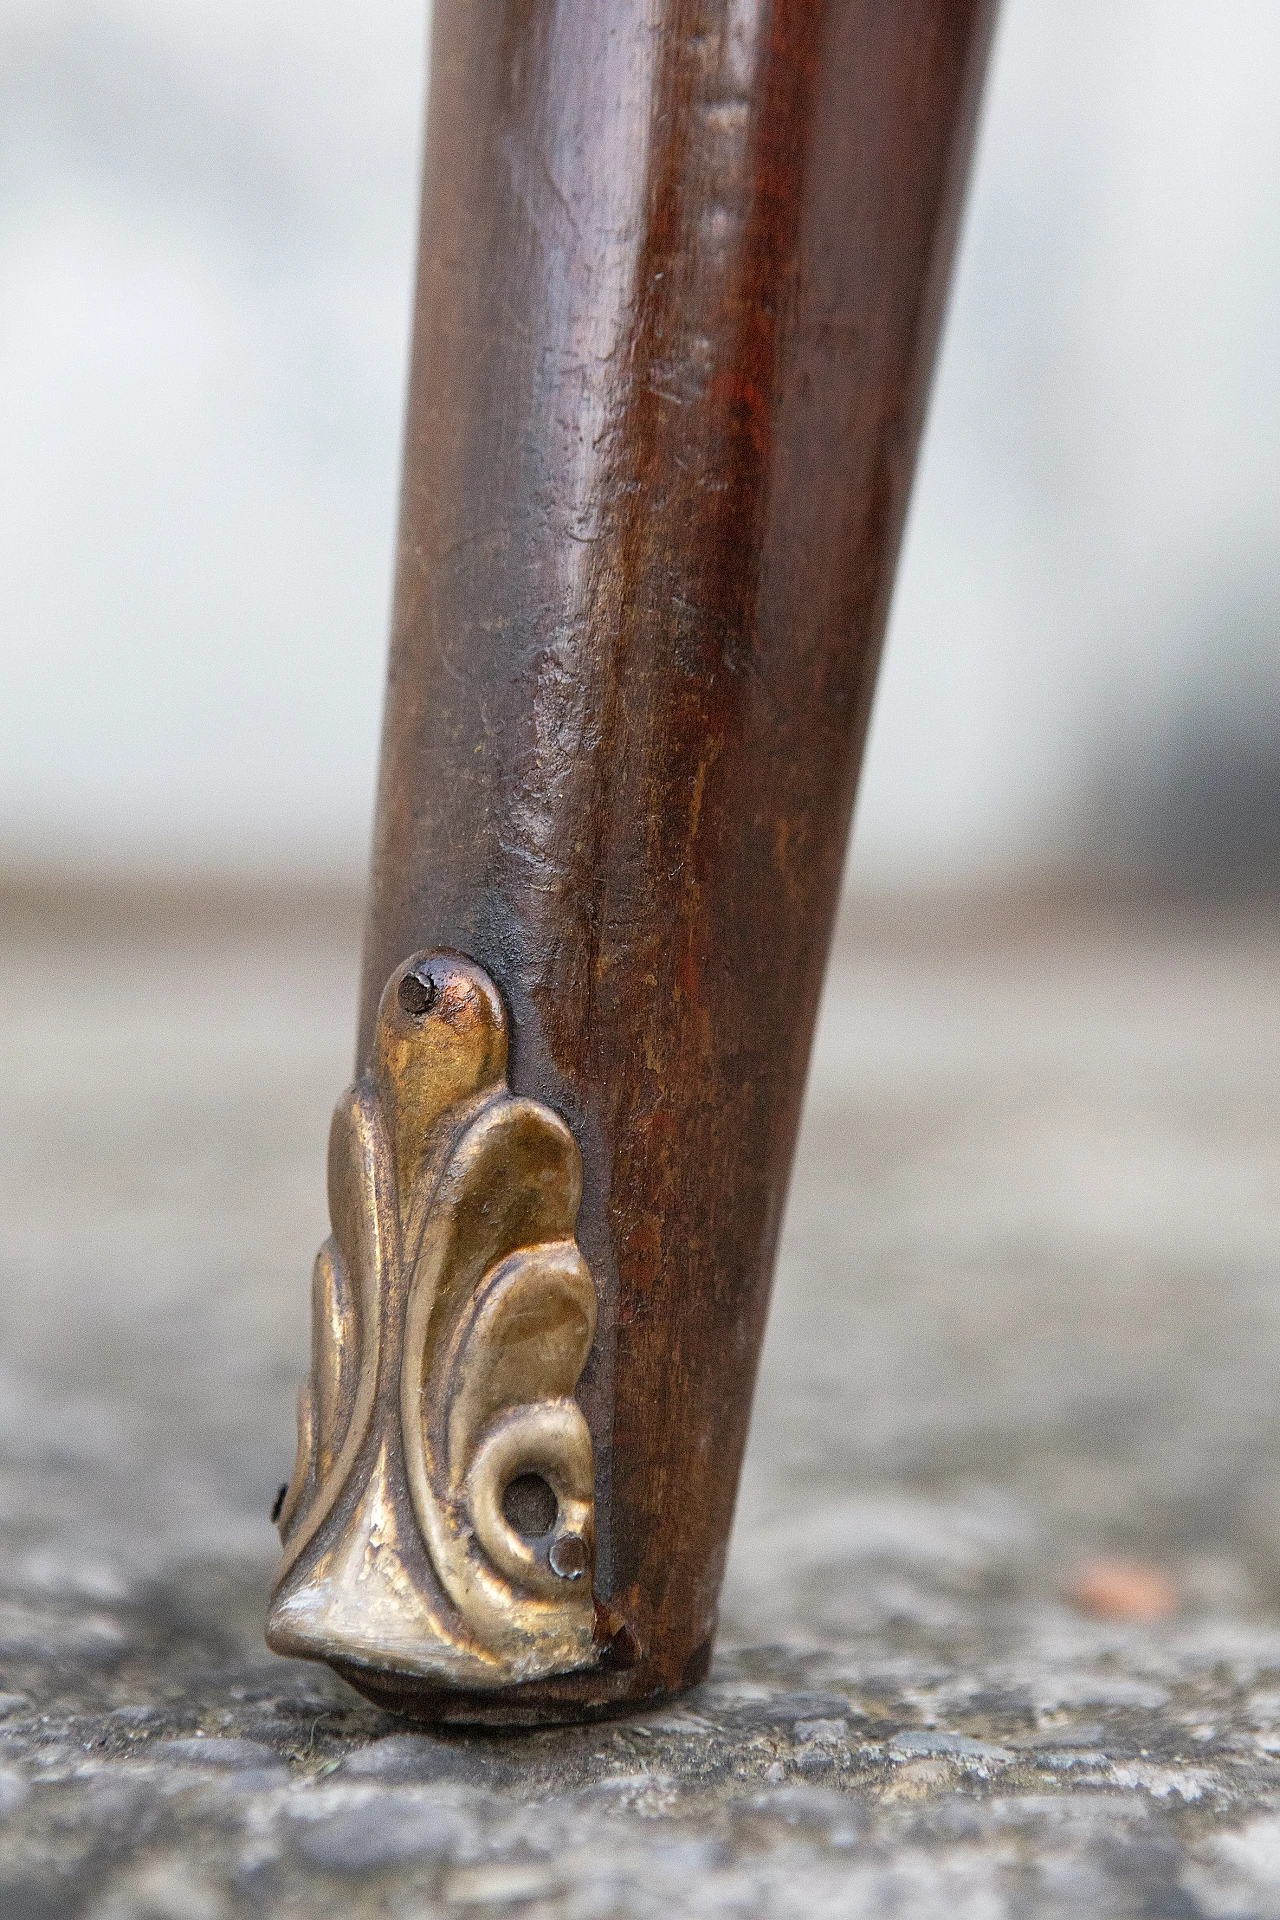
[267,0,997,1723]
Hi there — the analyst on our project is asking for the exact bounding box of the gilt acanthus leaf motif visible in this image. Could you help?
[266,951,599,1689]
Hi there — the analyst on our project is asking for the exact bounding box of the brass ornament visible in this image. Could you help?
[266,951,600,1692]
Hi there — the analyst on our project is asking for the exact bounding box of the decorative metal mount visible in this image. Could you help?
[266,950,600,1691]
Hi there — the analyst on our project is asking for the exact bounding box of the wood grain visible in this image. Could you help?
[356,0,997,1720]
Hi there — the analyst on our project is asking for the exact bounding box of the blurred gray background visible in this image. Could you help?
[2,0,1277,893]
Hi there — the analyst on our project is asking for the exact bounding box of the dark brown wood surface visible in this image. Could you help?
[355,0,997,1721]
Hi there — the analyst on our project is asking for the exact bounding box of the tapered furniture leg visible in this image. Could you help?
[267,0,997,1723]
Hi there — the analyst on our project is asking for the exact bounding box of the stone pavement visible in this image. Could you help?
[1,881,1279,1917]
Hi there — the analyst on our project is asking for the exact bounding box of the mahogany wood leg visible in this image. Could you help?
[267,0,997,1724]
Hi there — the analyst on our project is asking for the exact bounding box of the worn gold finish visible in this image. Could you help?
[266,951,600,1691]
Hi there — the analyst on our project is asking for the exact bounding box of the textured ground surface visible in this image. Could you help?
[1,883,1279,1916]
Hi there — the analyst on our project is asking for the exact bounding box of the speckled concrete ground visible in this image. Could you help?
[1,883,1279,1917]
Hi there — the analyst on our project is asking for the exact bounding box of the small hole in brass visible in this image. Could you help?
[502,1472,557,1539]
[397,969,437,1018]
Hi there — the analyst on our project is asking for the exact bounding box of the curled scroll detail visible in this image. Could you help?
[266,952,599,1690]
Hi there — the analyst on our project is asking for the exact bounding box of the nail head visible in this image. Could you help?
[398,969,437,1017]
[549,1533,589,1580]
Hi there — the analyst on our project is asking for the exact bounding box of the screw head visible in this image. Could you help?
[548,1533,589,1581]
[397,968,437,1017]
